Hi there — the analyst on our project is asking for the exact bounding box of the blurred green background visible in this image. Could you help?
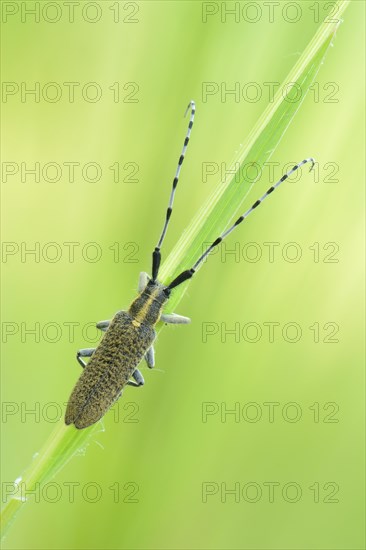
[1,1,364,549]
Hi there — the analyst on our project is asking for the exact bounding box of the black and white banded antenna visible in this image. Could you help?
[168,157,315,290]
[152,100,196,281]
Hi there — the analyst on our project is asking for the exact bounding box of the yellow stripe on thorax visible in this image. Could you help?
[133,287,159,324]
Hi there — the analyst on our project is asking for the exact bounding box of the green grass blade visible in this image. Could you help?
[0,0,350,539]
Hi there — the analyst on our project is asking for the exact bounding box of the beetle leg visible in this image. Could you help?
[144,346,155,368]
[138,271,150,292]
[96,320,110,332]
[160,313,191,324]
[127,368,145,387]
[76,348,96,368]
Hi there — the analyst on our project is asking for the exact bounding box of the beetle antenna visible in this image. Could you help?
[168,158,315,290]
[152,100,196,281]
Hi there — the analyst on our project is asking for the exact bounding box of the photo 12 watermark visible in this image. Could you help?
[201,320,340,344]
[201,480,340,503]
[201,2,343,24]
[198,241,340,265]
[1,2,140,24]
[1,399,140,424]
[201,160,340,185]
[2,479,139,504]
[201,81,339,104]
[2,161,140,184]
[201,401,340,423]
[1,241,140,264]
[2,81,139,103]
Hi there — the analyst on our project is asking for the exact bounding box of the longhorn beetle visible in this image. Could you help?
[65,100,314,429]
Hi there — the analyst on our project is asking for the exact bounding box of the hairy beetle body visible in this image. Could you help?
[65,281,169,429]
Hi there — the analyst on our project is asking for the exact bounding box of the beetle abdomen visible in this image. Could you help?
[65,310,154,429]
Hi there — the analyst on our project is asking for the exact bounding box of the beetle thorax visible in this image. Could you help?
[128,280,170,326]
